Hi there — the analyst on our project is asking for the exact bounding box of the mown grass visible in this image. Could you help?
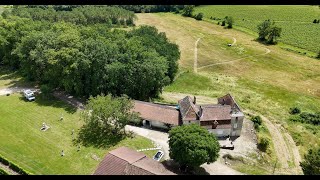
[194,5,320,55]
[136,13,320,172]
[0,93,156,174]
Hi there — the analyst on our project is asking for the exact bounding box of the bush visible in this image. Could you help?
[313,19,318,23]
[257,136,270,152]
[289,107,301,115]
[300,147,320,175]
[316,51,320,59]
[194,13,203,20]
[0,168,9,175]
[254,123,260,131]
[221,20,226,26]
[251,116,262,125]
[0,154,31,175]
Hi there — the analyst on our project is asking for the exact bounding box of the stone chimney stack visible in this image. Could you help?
[194,96,196,104]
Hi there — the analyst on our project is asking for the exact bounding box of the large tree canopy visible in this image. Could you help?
[77,94,139,147]
[0,6,180,100]
[168,124,220,169]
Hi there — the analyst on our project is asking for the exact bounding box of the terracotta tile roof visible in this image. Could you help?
[93,153,129,175]
[93,147,175,175]
[200,105,231,121]
[218,94,242,112]
[132,101,180,126]
[178,96,199,121]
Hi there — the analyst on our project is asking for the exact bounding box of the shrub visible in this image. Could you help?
[257,136,270,152]
[0,168,9,175]
[221,20,226,26]
[313,19,318,23]
[289,107,301,114]
[251,116,262,125]
[316,51,320,59]
[254,123,260,131]
[300,147,320,175]
[194,13,203,21]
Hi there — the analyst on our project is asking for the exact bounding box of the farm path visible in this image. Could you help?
[0,162,20,175]
[194,38,201,73]
[197,45,271,70]
[244,110,302,175]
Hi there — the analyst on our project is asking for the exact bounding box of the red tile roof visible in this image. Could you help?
[200,105,231,121]
[93,147,175,175]
[132,101,180,126]
[178,96,199,121]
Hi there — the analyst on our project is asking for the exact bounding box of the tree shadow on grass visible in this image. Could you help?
[75,122,125,149]
[18,93,77,114]
[0,66,36,88]
[162,159,210,175]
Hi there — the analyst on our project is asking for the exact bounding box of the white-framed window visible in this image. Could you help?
[234,123,237,129]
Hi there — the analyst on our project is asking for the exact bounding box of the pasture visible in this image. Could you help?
[136,12,320,173]
[194,5,320,55]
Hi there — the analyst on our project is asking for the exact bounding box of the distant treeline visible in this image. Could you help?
[3,5,136,26]
[0,6,180,100]
[116,5,186,13]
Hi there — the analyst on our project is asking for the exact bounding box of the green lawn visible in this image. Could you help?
[0,93,156,175]
[194,5,320,55]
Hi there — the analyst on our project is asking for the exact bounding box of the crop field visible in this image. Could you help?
[0,80,156,174]
[194,5,320,54]
[136,12,320,174]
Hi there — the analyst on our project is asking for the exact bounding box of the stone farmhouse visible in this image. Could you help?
[132,94,244,137]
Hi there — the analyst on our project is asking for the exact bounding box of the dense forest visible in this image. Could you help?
[0,6,180,100]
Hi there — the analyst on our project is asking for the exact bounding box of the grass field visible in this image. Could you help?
[136,13,320,173]
[0,91,157,174]
[194,5,320,55]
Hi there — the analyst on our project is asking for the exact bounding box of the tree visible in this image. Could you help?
[182,5,194,17]
[300,147,320,175]
[257,20,272,40]
[257,20,281,44]
[313,19,318,23]
[168,124,220,171]
[194,13,203,20]
[266,26,282,44]
[225,16,234,28]
[77,94,139,147]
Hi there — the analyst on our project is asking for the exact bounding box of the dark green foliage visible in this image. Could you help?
[77,94,139,148]
[289,112,320,125]
[300,147,320,175]
[316,51,320,59]
[225,16,234,28]
[194,13,203,20]
[257,20,282,44]
[221,20,226,26]
[9,6,135,26]
[251,116,262,125]
[182,5,195,17]
[0,9,180,100]
[313,19,318,23]
[289,107,301,114]
[257,136,270,152]
[0,168,9,175]
[168,124,220,169]
[118,5,184,13]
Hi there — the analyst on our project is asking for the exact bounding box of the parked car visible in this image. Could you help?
[23,89,35,101]
[153,150,164,161]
